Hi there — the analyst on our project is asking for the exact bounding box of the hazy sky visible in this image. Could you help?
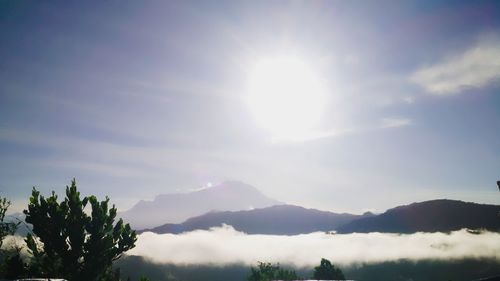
[1,1,500,213]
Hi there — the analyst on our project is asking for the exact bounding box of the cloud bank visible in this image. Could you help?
[129,225,500,267]
[411,38,500,95]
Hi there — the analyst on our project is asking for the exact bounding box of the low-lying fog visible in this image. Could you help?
[129,225,500,266]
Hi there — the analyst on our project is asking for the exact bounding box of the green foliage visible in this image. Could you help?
[99,267,122,281]
[1,248,28,279]
[313,258,345,280]
[248,262,301,281]
[23,179,137,281]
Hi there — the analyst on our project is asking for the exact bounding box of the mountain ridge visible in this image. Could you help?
[140,199,500,235]
[139,204,374,234]
[336,199,500,233]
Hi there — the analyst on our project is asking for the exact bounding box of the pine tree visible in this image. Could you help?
[24,179,137,281]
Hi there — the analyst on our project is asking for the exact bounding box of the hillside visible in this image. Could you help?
[141,204,374,235]
[337,199,500,233]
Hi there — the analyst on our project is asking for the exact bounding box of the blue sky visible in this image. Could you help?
[1,0,499,213]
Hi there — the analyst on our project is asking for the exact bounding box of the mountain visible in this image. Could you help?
[337,199,500,234]
[120,181,281,229]
[5,212,32,236]
[142,199,500,235]
[141,204,374,235]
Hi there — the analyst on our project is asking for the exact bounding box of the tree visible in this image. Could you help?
[0,197,25,279]
[24,179,137,281]
[248,262,301,281]
[2,247,28,279]
[0,197,17,249]
[313,258,345,280]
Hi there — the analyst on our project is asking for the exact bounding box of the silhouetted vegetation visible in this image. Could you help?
[247,262,301,281]
[114,256,500,281]
[1,248,27,279]
[245,259,345,281]
[0,197,27,279]
[0,197,17,248]
[313,258,345,280]
[22,179,137,281]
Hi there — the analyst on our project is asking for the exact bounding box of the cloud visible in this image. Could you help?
[269,117,412,143]
[268,128,354,143]
[1,236,31,257]
[403,96,415,104]
[411,38,500,95]
[129,225,500,267]
[379,118,412,129]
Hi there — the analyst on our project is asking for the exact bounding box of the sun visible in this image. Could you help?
[246,56,326,140]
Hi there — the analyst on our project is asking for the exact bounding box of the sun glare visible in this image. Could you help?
[246,56,326,140]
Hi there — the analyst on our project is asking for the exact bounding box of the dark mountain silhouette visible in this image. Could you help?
[119,181,281,229]
[141,199,500,235]
[337,199,500,233]
[140,204,374,235]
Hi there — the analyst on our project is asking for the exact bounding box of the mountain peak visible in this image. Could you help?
[197,181,259,193]
[119,181,281,229]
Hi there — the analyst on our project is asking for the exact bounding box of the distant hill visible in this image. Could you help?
[141,204,374,235]
[120,181,281,229]
[142,199,500,235]
[337,199,500,233]
[4,212,32,236]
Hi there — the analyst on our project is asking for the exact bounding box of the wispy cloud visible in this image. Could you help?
[379,118,412,129]
[411,37,500,95]
[269,128,354,143]
[129,226,500,266]
[271,118,412,143]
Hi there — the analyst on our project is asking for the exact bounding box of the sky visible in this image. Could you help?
[1,0,500,214]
